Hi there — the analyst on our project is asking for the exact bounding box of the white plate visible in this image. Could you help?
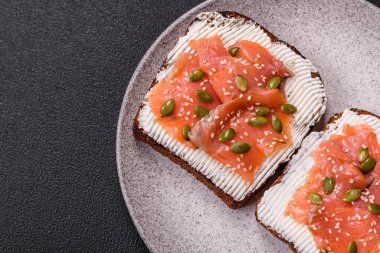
[116,0,380,252]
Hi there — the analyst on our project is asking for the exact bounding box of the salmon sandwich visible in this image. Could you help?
[257,109,380,252]
[133,11,326,208]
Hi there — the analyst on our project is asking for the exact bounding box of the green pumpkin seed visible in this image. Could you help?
[248,117,267,127]
[359,157,376,174]
[189,69,205,82]
[323,177,335,195]
[367,203,380,215]
[195,90,213,103]
[281,104,297,114]
[218,128,236,142]
[194,106,209,119]
[160,99,175,117]
[230,142,251,154]
[235,75,248,91]
[272,115,283,133]
[347,241,357,253]
[308,192,323,205]
[266,75,281,89]
[358,147,369,163]
[342,189,361,202]
[255,106,271,116]
[182,125,191,141]
[228,47,239,57]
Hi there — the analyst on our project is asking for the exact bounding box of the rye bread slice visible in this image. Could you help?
[133,11,326,209]
[256,109,380,252]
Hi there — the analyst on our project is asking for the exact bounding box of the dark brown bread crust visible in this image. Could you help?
[133,11,324,209]
[255,108,380,252]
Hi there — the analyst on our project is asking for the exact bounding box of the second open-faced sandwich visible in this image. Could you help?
[257,109,380,252]
[134,11,326,208]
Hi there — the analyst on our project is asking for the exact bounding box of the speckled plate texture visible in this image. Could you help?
[117,0,380,252]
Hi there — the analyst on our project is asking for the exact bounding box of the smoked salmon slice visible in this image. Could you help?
[148,53,221,147]
[285,124,380,253]
[148,34,295,183]
[189,35,291,103]
[189,89,292,182]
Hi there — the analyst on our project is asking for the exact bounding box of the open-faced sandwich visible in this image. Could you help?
[257,109,380,252]
[133,11,326,208]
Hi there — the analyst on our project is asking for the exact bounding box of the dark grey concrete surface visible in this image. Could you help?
[0,0,378,252]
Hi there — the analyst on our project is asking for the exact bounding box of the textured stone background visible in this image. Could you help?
[1,0,379,252]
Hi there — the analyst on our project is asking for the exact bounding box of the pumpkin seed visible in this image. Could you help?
[347,241,357,253]
[255,106,271,116]
[195,90,213,103]
[367,203,380,215]
[281,104,297,114]
[359,157,376,174]
[342,189,361,202]
[218,128,236,142]
[248,117,267,127]
[230,142,251,154]
[308,192,323,205]
[266,75,281,89]
[160,99,175,117]
[272,115,283,133]
[323,177,335,195]
[357,147,369,163]
[235,75,248,91]
[228,47,239,57]
[194,106,209,119]
[182,125,191,141]
[189,69,205,82]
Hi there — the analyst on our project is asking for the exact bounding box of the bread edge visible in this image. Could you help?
[255,108,380,252]
[133,11,324,209]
